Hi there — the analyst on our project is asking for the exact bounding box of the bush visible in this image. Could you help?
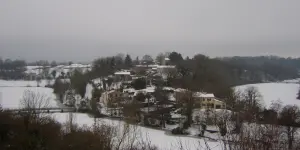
[171,127,189,135]
[166,120,176,125]
[132,78,146,90]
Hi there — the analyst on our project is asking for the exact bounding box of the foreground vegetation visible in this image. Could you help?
[0,106,157,150]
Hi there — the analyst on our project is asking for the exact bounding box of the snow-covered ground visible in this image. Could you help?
[52,113,221,150]
[0,80,59,109]
[0,86,59,109]
[281,78,300,83]
[0,79,53,87]
[85,83,93,99]
[235,83,300,108]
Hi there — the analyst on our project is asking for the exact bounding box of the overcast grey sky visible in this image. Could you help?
[1,0,300,62]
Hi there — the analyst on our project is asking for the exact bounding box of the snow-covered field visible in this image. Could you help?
[52,113,221,150]
[235,83,300,108]
[0,86,59,109]
[0,79,53,87]
[0,80,59,109]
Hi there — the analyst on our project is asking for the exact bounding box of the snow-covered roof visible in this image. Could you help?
[123,86,156,97]
[148,65,159,68]
[157,65,176,69]
[163,87,175,91]
[144,86,155,93]
[123,88,136,93]
[26,66,45,70]
[193,92,215,98]
[214,98,224,103]
[58,78,71,83]
[171,113,184,119]
[140,107,157,113]
[114,71,131,75]
[174,88,188,92]
[64,64,91,69]
[168,94,176,101]
[165,58,170,61]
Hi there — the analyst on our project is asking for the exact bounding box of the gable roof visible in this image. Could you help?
[193,92,215,98]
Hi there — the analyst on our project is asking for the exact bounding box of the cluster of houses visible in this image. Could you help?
[95,63,227,127]
[27,59,227,127]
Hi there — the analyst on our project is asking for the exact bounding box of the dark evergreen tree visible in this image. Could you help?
[142,55,153,65]
[70,70,88,98]
[134,56,140,65]
[50,61,57,67]
[124,54,133,68]
[132,78,146,90]
[153,85,171,128]
[91,88,103,116]
[168,52,183,64]
[106,77,113,90]
[51,70,57,79]
[102,79,107,90]
[60,72,65,78]
[135,92,146,102]
[180,91,194,128]
[53,78,70,102]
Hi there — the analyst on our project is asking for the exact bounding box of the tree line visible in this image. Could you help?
[0,58,26,80]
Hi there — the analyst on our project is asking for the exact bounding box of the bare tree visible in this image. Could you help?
[36,75,42,87]
[242,86,262,122]
[122,99,142,123]
[155,53,165,65]
[19,90,50,129]
[20,90,50,112]
[279,105,300,150]
[180,91,194,128]
[65,112,77,133]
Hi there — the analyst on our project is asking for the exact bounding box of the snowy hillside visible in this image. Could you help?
[235,83,300,108]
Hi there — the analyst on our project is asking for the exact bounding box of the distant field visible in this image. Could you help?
[235,82,300,108]
[0,85,58,109]
[0,79,53,87]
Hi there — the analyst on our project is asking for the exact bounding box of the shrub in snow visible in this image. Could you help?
[144,117,161,127]
[171,127,189,135]
[166,120,176,125]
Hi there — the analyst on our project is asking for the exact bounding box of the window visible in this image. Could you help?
[216,105,221,109]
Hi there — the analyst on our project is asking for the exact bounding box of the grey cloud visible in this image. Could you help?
[0,0,300,61]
